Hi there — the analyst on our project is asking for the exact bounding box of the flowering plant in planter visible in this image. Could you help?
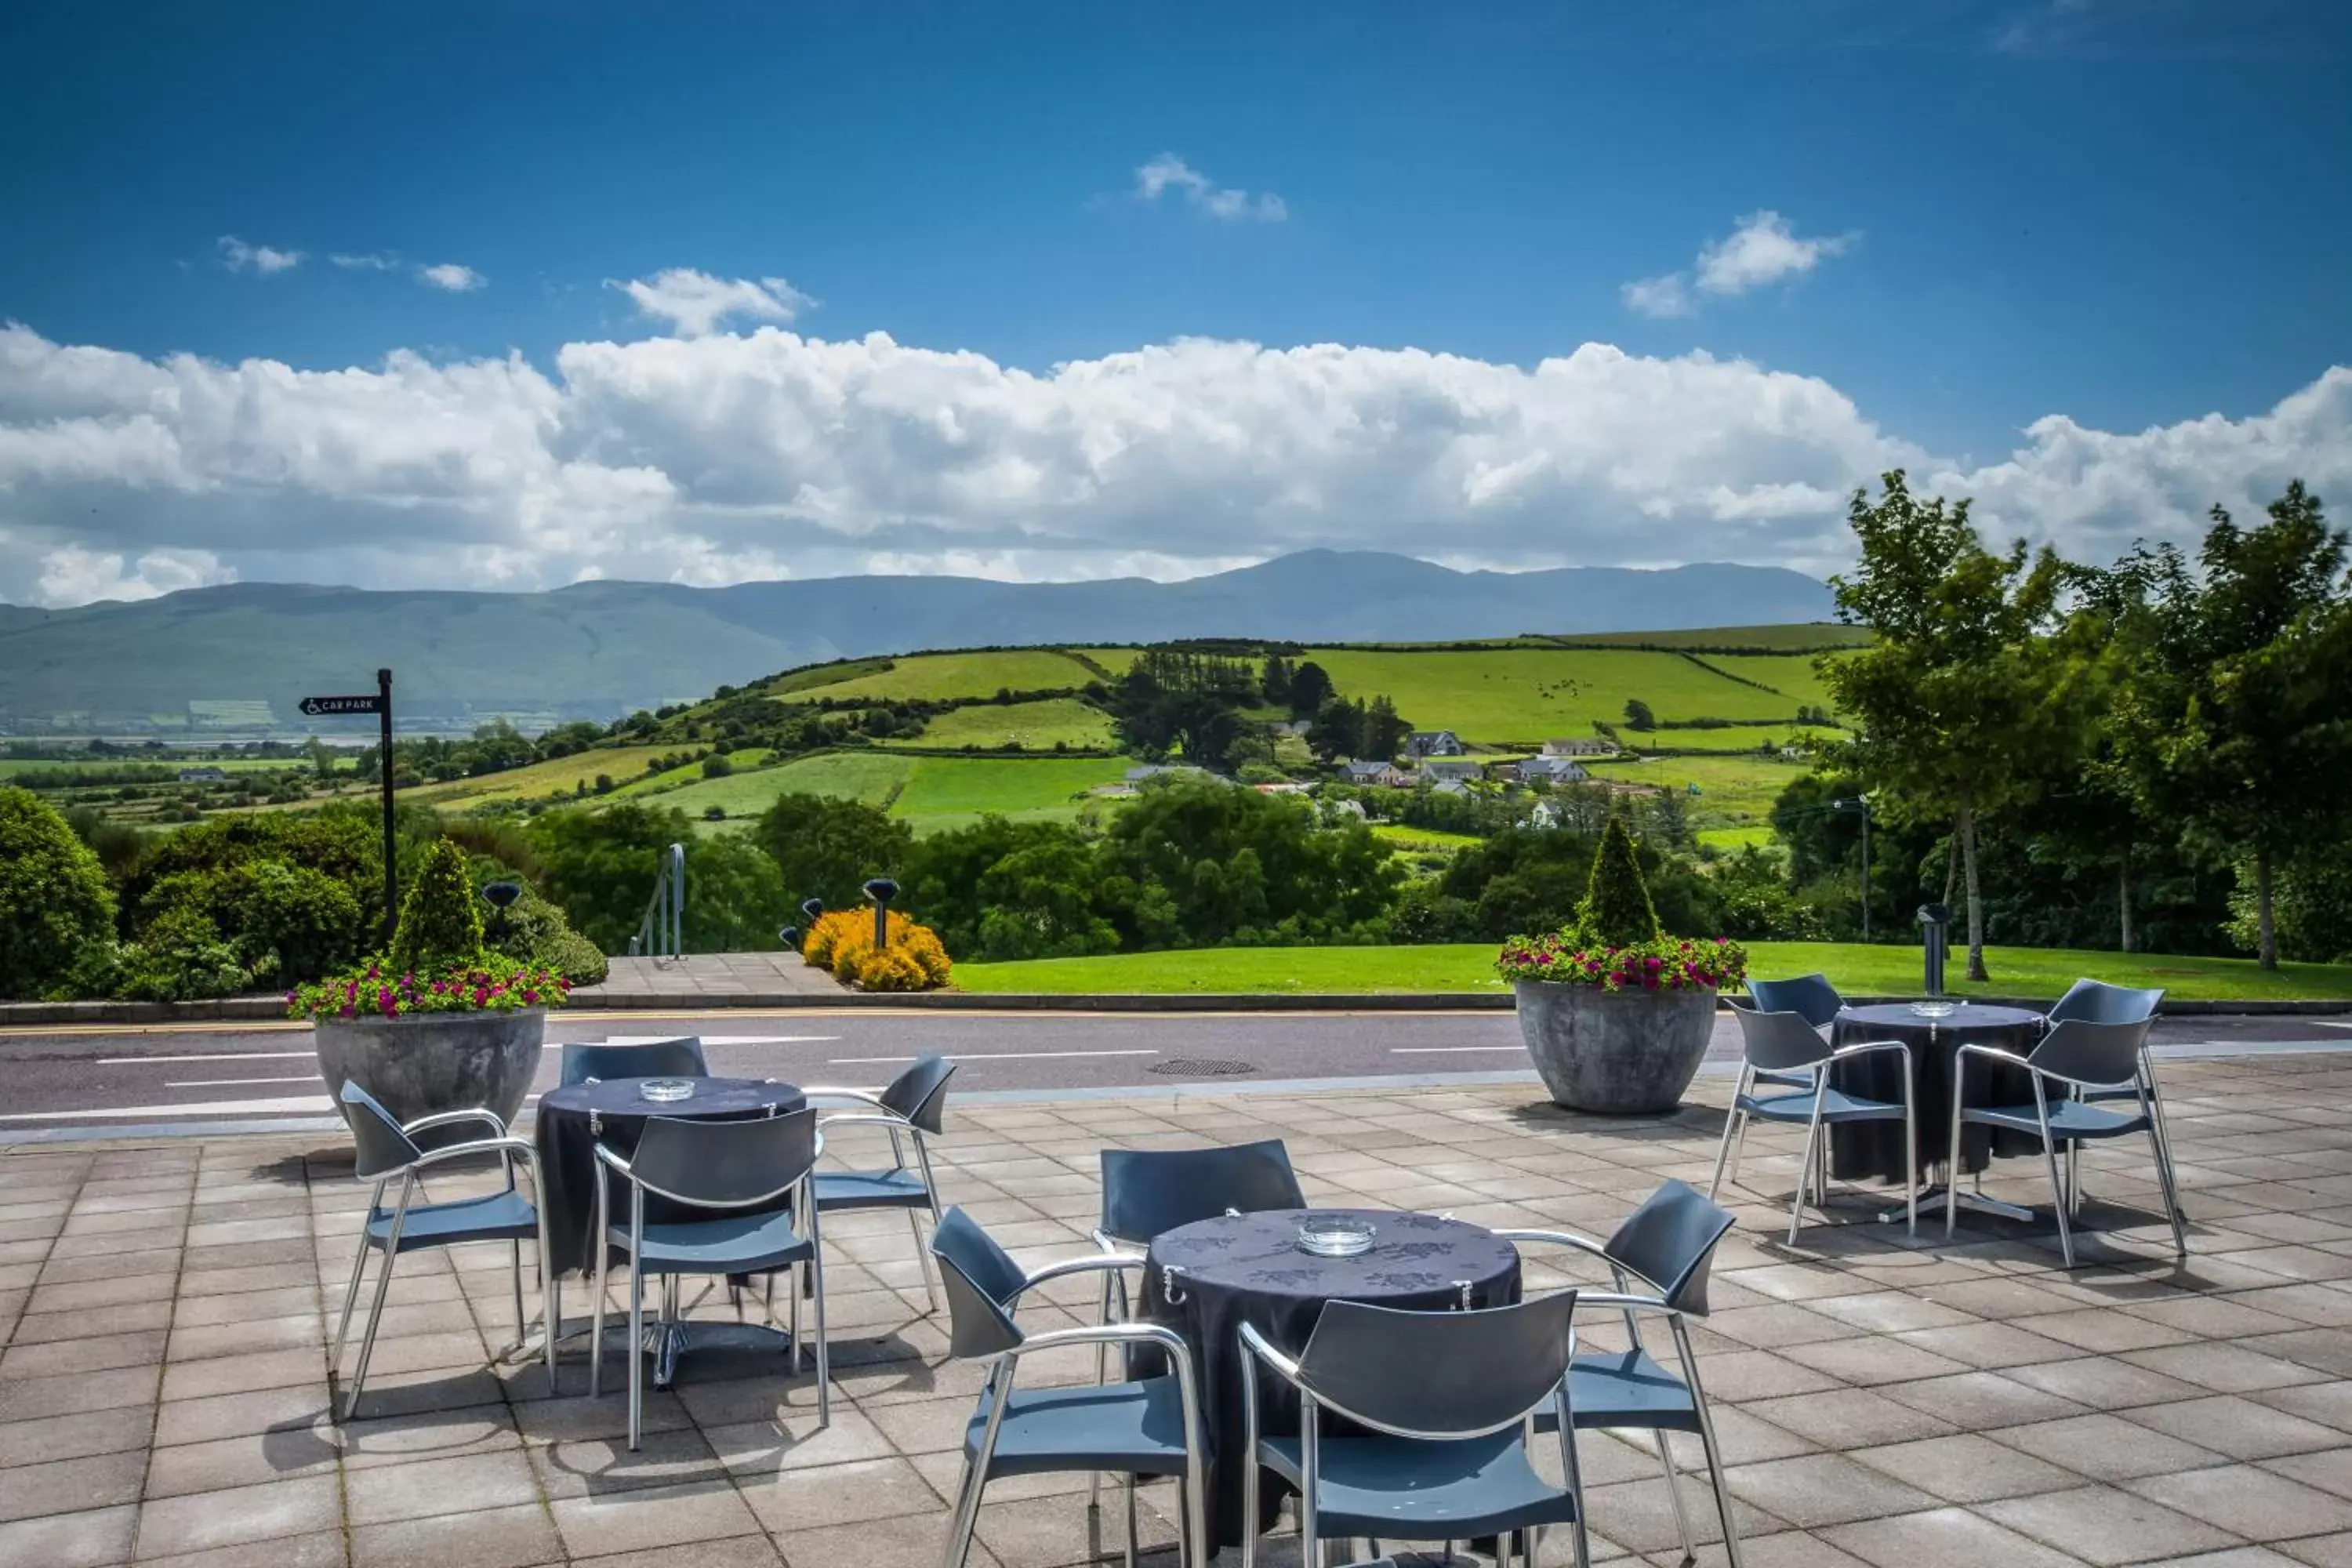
[1496,932,1748,991]
[287,953,572,1021]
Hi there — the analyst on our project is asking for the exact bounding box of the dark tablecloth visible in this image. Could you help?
[1828,1004,2045,1184]
[533,1076,806,1276]
[1138,1207,1521,1549]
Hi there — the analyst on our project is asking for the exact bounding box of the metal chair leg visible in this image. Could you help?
[808,1228,832,1428]
[510,1238,527,1345]
[1709,1067,1751,1198]
[789,1260,804,1374]
[2031,1084,2075,1269]
[1657,1431,1697,1567]
[343,1242,400,1421]
[1788,1094,1828,1246]
[907,1207,941,1313]
[1123,1472,1138,1568]
[331,1223,373,1370]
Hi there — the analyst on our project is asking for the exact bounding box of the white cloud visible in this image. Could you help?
[416,262,486,292]
[1621,274,1693,319]
[0,319,2343,608]
[1134,154,1287,223]
[330,252,397,270]
[34,546,236,606]
[1624,210,1855,316]
[1696,211,1855,296]
[217,236,303,275]
[608,269,814,337]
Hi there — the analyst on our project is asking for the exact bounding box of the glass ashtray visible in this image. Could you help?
[638,1079,696,1102]
[1908,1001,1958,1019]
[1296,1216,1377,1257]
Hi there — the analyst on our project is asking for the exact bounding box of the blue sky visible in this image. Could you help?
[1,0,2347,604]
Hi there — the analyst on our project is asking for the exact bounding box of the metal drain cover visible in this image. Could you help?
[1149,1058,1259,1078]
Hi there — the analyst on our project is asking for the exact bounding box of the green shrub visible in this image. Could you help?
[390,838,485,972]
[138,861,367,989]
[0,786,118,1000]
[1574,814,1661,946]
[483,887,610,985]
[116,906,249,1002]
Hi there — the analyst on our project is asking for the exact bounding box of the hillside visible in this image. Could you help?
[0,552,1836,735]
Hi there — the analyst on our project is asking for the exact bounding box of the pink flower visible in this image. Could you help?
[338,1004,356,1020]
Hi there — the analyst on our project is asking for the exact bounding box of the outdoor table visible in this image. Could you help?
[1137,1207,1521,1551]
[533,1075,808,1385]
[1828,1002,2046,1220]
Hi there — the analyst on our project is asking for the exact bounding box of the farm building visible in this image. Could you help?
[1541,738,1614,757]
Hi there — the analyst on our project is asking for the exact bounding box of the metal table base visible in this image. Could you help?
[543,1276,801,1389]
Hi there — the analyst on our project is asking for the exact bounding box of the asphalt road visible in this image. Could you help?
[0,1007,2346,1139]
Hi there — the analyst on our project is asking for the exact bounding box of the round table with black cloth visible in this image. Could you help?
[533,1076,807,1277]
[1827,1004,2046,1185]
[1136,1207,1522,1551]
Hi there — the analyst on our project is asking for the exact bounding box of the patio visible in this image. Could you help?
[4,1051,2352,1568]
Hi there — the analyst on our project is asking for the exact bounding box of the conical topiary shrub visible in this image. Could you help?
[390,837,485,974]
[1575,813,1661,947]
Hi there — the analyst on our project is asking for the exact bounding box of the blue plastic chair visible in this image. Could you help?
[801,1054,957,1312]
[2043,981,2171,1218]
[1713,1002,1918,1242]
[332,1082,554,1420]
[1721,975,1848,1167]
[932,1207,1209,1568]
[1239,1294,1592,1568]
[591,1108,828,1448]
[1503,1180,1743,1568]
[559,1037,709,1086]
[1951,1016,2187,1267]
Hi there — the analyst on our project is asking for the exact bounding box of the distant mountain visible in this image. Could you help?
[0,551,1836,733]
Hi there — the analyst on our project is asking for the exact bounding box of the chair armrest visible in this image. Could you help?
[1828,1038,1911,1061]
[1495,1228,1635,1292]
[1007,1251,1149,1305]
[815,1111,913,1134]
[593,1143,636,1180]
[1018,1319,1193,1362]
[1575,1290,1682,1319]
[796,1086,890,1109]
[402,1106,508,1138]
[1238,1320,1305,1385]
[1953,1043,2035,1072]
[411,1135,539,1173]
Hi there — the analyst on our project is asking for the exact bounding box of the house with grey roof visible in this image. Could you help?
[1344,759,1410,787]
[1404,730,1467,759]
[1418,759,1483,784]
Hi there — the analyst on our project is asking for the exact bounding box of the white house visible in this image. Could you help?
[1403,730,1468,759]
[1541,738,1614,758]
[1418,759,1483,784]
[1344,759,1410,787]
[1517,757,1591,784]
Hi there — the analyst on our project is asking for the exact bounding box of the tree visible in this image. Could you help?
[1287,661,1334,718]
[1306,696,1365,761]
[1577,815,1662,945]
[1261,653,1293,707]
[1622,699,1657,731]
[528,801,699,952]
[1818,470,2080,982]
[1362,695,1410,759]
[752,793,915,912]
[0,786,118,1000]
[2105,481,2352,967]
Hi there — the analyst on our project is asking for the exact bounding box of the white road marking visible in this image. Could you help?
[0,1095,335,1122]
[829,1049,1160,1065]
[1389,1046,1529,1054]
[165,1076,323,1088]
[96,1051,316,1065]
[590,1035,839,1047]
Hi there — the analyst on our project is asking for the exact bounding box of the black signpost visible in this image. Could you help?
[299,670,397,943]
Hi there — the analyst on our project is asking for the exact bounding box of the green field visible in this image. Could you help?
[1697,825,1780,853]
[1069,647,1142,678]
[1558,624,1868,652]
[1623,724,1837,755]
[882,697,1115,752]
[772,649,1096,703]
[952,942,2352,1002]
[400,746,673,806]
[1297,647,1840,746]
[0,757,302,779]
[1585,753,1811,822]
[890,756,1131,833]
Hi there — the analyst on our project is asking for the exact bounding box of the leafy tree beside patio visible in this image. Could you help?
[0,786,117,1000]
[2101,481,2352,969]
[1818,470,2085,982]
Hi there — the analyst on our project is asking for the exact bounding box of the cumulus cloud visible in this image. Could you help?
[0,319,2343,608]
[1624,211,1854,316]
[609,269,813,336]
[416,262,486,292]
[1134,154,1287,222]
[217,236,303,275]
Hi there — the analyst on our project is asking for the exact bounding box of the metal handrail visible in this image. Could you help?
[627,841,685,958]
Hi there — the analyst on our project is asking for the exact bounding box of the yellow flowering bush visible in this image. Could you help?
[802,908,952,991]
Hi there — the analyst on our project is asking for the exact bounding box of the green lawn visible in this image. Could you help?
[1298,647,1844,746]
[777,649,1096,702]
[1630,724,1837,755]
[401,746,673,807]
[1370,823,1486,852]
[881,697,1115,752]
[1697,825,1779,853]
[953,942,2352,1002]
[891,755,1131,833]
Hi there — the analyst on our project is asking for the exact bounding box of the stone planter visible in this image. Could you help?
[1514,980,1715,1115]
[314,1009,545,1131]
